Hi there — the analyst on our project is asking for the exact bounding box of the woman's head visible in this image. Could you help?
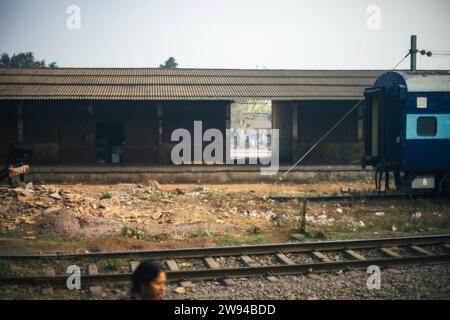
[131,260,166,299]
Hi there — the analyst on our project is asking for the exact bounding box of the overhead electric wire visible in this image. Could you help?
[391,51,411,71]
[277,51,412,182]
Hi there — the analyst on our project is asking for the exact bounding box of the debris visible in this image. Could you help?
[392,224,398,232]
[222,279,237,286]
[336,208,343,213]
[180,281,195,288]
[49,192,62,200]
[412,212,422,219]
[307,273,322,280]
[244,210,260,218]
[266,276,278,283]
[242,210,277,220]
[42,287,54,296]
[291,233,305,241]
[45,267,56,277]
[43,206,59,214]
[89,286,103,297]
[315,230,327,239]
[264,211,277,220]
[20,189,35,197]
[174,286,186,294]
[151,211,162,220]
[358,221,366,227]
[375,211,385,216]
[174,188,185,195]
[147,180,162,191]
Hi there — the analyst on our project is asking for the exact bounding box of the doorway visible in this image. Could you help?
[95,122,124,164]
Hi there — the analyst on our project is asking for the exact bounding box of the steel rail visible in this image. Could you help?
[1,234,449,260]
[269,193,435,202]
[1,253,449,285]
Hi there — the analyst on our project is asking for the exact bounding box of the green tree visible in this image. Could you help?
[231,100,272,129]
[0,52,58,68]
[159,57,178,68]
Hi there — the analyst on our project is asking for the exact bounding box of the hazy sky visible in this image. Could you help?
[1,0,449,69]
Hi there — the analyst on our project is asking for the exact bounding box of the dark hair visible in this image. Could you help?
[131,260,162,294]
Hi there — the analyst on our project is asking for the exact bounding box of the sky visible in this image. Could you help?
[0,0,449,69]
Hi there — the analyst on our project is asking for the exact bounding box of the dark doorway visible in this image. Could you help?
[95,122,124,164]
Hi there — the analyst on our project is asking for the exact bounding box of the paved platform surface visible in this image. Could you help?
[21,164,374,183]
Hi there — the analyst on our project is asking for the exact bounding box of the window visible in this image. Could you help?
[417,117,437,136]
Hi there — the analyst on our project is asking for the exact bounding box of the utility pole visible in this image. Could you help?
[410,35,417,71]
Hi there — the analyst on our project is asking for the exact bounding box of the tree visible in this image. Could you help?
[159,57,178,68]
[230,100,272,129]
[0,52,58,68]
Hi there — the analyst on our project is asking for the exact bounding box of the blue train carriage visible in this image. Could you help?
[362,71,450,193]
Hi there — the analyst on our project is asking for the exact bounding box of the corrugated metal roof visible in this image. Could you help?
[0,68,385,101]
[401,71,450,92]
[373,70,450,93]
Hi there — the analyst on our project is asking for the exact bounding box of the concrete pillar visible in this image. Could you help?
[292,104,298,142]
[157,104,164,163]
[225,103,231,164]
[17,103,23,144]
[272,102,296,163]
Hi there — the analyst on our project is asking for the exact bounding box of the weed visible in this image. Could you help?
[189,230,217,238]
[121,225,145,240]
[99,192,112,200]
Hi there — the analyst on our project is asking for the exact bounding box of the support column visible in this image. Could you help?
[225,102,231,164]
[292,104,298,141]
[272,102,293,163]
[157,104,164,163]
[291,103,298,162]
[17,103,23,144]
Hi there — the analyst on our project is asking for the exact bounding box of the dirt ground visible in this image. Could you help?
[0,180,450,254]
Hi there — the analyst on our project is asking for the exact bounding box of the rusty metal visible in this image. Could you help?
[8,164,29,178]
[269,193,433,202]
[0,68,385,101]
[1,233,449,260]
[1,252,449,286]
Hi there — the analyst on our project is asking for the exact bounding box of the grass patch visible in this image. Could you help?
[189,230,218,238]
[99,192,112,200]
[216,233,266,246]
[102,259,127,272]
[121,225,145,240]
[149,191,165,201]
[247,226,262,235]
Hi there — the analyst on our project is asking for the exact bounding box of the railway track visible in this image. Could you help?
[1,234,449,287]
[269,192,438,202]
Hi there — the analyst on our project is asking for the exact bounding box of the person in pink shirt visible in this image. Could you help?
[122,260,166,300]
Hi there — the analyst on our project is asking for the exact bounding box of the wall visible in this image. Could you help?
[0,100,160,165]
[294,101,363,164]
[161,101,229,164]
[0,102,18,165]
[272,102,296,162]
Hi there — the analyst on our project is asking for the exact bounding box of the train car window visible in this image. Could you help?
[417,117,437,136]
